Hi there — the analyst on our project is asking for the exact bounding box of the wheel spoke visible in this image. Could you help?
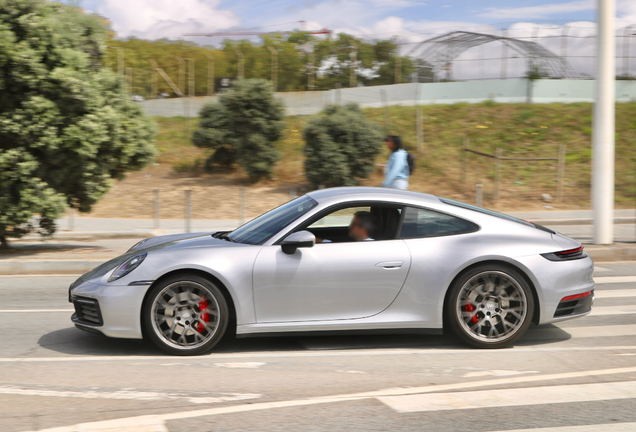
[151,280,222,351]
[456,270,527,343]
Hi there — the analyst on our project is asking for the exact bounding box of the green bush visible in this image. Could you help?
[303,104,382,188]
[0,0,157,247]
[192,79,285,181]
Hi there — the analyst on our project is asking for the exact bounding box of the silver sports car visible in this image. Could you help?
[69,187,594,355]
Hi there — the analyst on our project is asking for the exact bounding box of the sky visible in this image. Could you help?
[72,0,636,43]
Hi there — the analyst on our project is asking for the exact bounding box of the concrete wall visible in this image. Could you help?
[140,79,636,117]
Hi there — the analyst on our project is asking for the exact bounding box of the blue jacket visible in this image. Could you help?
[382,149,409,187]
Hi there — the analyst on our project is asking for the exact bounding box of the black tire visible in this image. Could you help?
[143,273,229,356]
[445,264,534,349]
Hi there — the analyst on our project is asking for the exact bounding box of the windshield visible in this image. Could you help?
[228,196,319,245]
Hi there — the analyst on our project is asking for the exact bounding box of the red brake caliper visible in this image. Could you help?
[465,303,479,323]
[196,299,210,333]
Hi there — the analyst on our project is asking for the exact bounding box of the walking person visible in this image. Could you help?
[381,135,410,190]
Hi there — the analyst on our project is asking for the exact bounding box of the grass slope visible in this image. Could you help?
[153,102,636,210]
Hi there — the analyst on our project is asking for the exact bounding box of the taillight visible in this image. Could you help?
[541,246,586,261]
[561,290,593,302]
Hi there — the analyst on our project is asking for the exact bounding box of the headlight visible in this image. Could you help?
[127,238,150,252]
[108,253,147,282]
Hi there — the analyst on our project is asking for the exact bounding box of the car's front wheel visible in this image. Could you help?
[143,273,229,355]
[446,265,534,349]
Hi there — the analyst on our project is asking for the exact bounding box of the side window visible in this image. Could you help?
[308,207,370,229]
[398,206,478,239]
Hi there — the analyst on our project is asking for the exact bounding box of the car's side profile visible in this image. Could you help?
[69,187,594,355]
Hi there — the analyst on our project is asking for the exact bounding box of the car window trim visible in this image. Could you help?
[398,205,481,240]
[275,200,407,245]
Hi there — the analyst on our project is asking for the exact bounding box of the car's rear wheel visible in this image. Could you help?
[446,265,534,349]
[143,273,229,356]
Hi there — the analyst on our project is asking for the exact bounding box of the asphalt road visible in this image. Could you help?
[1,263,636,432]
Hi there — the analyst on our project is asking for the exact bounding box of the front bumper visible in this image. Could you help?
[69,279,149,339]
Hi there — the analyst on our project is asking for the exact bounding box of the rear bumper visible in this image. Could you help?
[512,254,595,325]
[553,289,594,319]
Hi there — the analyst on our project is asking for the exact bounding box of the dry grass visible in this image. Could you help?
[84,102,636,220]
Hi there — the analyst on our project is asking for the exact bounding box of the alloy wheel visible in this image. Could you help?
[151,281,221,350]
[455,270,528,343]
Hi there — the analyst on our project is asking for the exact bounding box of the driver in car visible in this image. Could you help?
[318,211,378,243]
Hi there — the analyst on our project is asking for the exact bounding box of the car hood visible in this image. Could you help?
[72,233,240,287]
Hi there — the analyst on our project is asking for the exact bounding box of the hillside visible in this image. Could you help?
[84,102,636,220]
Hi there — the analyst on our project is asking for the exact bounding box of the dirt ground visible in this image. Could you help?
[86,164,301,220]
[82,162,598,221]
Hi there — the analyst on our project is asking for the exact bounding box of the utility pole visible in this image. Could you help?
[126,67,133,96]
[234,48,244,79]
[394,38,401,84]
[268,46,278,91]
[622,24,636,77]
[308,51,314,90]
[108,47,125,92]
[592,0,616,245]
[350,41,357,88]
[501,29,508,80]
[149,59,158,99]
[175,56,185,96]
[205,53,215,96]
[184,58,195,97]
[108,46,124,76]
[561,24,570,78]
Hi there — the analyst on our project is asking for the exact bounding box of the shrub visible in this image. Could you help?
[303,104,382,188]
[192,79,285,181]
[0,0,157,247]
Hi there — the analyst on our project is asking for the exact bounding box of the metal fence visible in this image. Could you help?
[114,23,636,101]
[405,23,636,82]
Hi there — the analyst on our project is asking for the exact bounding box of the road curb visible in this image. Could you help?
[533,217,636,226]
[586,245,636,262]
[0,260,103,275]
[15,231,156,242]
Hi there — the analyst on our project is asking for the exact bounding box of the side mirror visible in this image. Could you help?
[281,230,315,255]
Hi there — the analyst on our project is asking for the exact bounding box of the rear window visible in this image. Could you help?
[439,198,534,228]
[399,206,478,239]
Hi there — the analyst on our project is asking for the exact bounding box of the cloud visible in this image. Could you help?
[479,0,594,20]
[98,0,240,39]
[618,0,636,23]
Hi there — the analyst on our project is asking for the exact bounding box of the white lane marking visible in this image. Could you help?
[214,362,266,369]
[30,366,636,432]
[378,380,636,413]
[335,370,366,374]
[595,289,636,299]
[4,345,636,364]
[0,275,81,278]
[590,306,636,316]
[595,276,636,284]
[461,370,539,378]
[542,324,636,338]
[492,423,636,432]
[0,385,260,404]
[594,266,610,272]
[0,309,73,313]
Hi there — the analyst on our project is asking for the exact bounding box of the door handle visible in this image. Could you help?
[376,261,403,269]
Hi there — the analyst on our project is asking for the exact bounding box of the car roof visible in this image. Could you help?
[306,187,440,205]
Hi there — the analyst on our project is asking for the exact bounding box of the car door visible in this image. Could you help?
[252,238,412,323]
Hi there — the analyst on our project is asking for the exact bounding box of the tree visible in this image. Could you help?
[0,0,157,246]
[303,104,382,188]
[192,79,285,181]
